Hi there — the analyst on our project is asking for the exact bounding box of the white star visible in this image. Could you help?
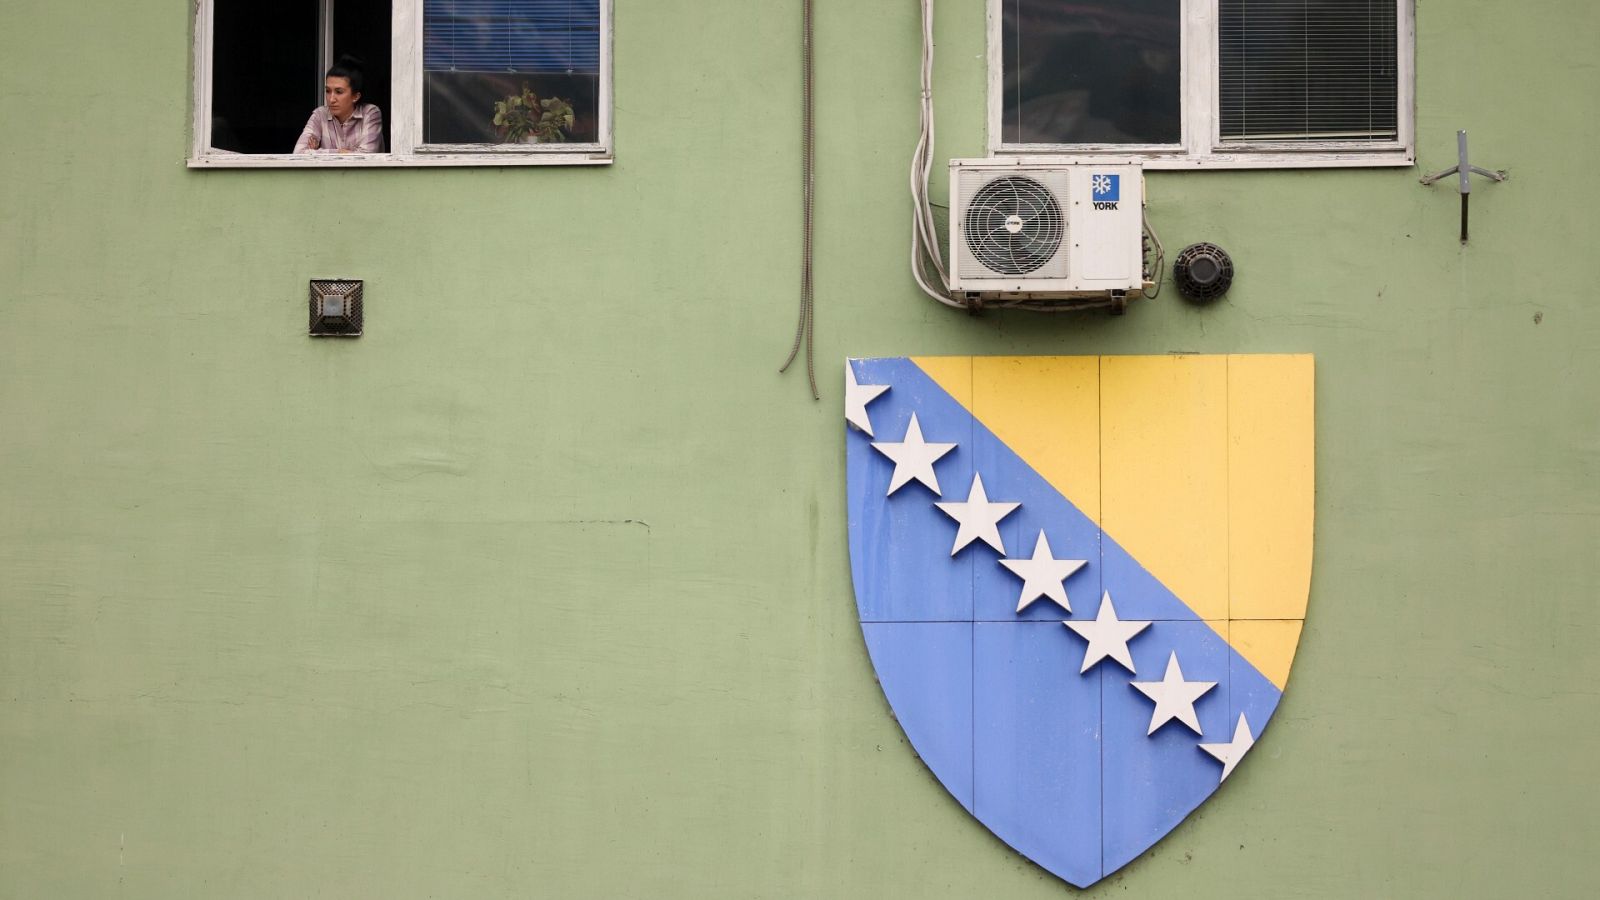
[934,473,1020,556]
[1130,652,1217,735]
[1062,592,1151,674]
[997,531,1087,613]
[870,413,956,496]
[844,360,890,437]
[1199,713,1257,782]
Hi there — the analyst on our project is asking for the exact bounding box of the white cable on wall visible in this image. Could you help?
[910,0,964,309]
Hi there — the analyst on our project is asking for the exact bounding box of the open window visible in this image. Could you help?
[192,0,612,167]
[988,0,1413,169]
[206,0,390,155]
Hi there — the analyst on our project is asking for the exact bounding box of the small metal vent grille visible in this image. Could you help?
[962,175,1065,276]
[309,279,363,337]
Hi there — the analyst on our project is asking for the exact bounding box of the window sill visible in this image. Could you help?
[992,147,1414,171]
[186,151,613,169]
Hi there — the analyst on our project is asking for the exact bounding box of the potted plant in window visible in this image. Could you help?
[492,84,576,144]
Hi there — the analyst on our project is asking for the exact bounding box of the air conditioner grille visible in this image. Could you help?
[962,175,1065,276]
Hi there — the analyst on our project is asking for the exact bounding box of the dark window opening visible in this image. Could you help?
[209,0,391,155]
[210,2,319,153]
[334,0,392,149]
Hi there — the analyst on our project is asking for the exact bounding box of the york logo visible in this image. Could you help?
[1091,173,1120,210]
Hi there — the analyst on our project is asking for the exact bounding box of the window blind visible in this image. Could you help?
[423,0,600,74]
[1219,0,1399,142]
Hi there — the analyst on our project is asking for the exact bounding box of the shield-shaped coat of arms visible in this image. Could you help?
[846,355,1313,888]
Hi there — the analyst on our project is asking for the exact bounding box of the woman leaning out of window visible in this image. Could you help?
[294,55,384,154]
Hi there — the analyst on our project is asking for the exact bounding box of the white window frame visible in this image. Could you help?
[986,0,1414,169]
[190,0,613,168]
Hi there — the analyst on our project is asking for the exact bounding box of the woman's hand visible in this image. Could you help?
[306,134,321,150]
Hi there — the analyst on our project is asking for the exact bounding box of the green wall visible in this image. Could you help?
[2,2,1597,896]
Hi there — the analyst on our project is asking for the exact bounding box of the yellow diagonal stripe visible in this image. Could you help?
[1231,620,1304,691]
[1101,355,1230,622]
[971,356,1100,521]
[1228,354,1315,621]
[908,356,972,408]
[911,355,1312,691]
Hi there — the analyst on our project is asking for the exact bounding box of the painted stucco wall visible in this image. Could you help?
[2,2,1596,896]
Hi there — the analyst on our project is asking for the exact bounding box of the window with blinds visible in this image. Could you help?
[986,0,1411,166]
[421,0,603,145]
[423,0,600,75]
[1218,0,1399,143]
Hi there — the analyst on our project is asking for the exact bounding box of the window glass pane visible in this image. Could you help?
[422,0,601,145]
[1002,0,1181,145]
[1219,0,1398,142]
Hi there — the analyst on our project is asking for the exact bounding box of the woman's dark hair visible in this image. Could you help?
[326,55,366,95]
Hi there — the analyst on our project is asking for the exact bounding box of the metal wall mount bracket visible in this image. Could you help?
[1420,130,1507,243]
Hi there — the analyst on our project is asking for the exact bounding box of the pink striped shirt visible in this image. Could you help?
[293,104,385,153]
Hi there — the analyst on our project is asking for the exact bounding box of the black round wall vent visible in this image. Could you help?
[1172,243,1234,303]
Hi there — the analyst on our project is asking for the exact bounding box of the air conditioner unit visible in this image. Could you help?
[949,159,1149,306]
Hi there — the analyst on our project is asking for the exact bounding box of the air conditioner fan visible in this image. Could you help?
[962,176,1065,276]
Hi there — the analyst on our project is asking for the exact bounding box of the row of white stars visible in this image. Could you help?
[847,363,1256,781]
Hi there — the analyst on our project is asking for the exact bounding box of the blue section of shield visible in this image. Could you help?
[974,622,1102,888]
[847,358,1287,887]
[848,358,974,622]
[1101,621,1230,873]
[861,622,973,812]
[1233,648,1287,743]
